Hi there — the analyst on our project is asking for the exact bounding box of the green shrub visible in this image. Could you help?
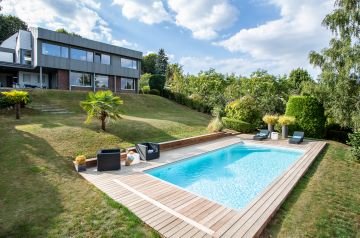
[224,96,261,125]
[141,86,150,94]
[222,117,255,133]
[285,96,326,138]
[149,89,160,95]
[149,74,165,92]
[0,93,14,108]
[348,132,360,161]
[207,117,223,132]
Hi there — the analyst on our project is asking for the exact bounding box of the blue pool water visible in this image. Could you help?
[146,143,303,210]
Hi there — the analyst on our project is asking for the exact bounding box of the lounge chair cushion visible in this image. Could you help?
[259,133,268,136]
[293,136,302,139]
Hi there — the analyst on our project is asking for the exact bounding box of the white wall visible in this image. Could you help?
[19,71,48,88]
[0,52,13,62]
[0,33,18,49]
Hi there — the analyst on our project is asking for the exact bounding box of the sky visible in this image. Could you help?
[1,0,335,77]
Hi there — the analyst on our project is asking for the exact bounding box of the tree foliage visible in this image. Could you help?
[141,53,157,74]
[0,14,28,43]
[287,68,313,94]
[155,49,168,75]
[81,91,123,131]
[149,74,166,93]
[225,95,261,125]
[56,28,81,37]
[1,90,30,119]
[309,0,360,129]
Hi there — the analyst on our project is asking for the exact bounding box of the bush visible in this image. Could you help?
[149,74,166,92]
[222,117,255,133]
[263,114,278,125]
[325,123,352,143]
[285,96,326,138]
[278,115,295,125]
[207,117,223,132]
[141,86,150,94]
[149,89,160,95]
[224,96,261,125]
[0,93,14,108]
[348,132,360,161]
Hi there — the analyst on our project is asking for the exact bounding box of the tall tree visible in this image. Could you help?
[141,53,157,74]
[0,14,28,43]
[309,0,360,129]
[155,49,168,75]
[287,68,313,94]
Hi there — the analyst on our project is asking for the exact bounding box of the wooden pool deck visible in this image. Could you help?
[80,135,326,238]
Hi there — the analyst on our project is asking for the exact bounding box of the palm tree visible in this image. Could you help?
[81,91,123,131]
[2,90,30,119]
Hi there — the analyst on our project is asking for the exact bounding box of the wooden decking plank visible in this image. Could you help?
[192,203,222,222]
[163,221,189,237]
[170,224,196,238]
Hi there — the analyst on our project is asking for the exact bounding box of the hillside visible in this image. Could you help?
[0,89,210,237]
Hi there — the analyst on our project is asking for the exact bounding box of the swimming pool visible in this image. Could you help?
[146,143,304,210]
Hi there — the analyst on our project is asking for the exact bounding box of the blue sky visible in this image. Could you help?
[1,0,334,76]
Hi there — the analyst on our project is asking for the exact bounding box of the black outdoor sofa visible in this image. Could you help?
[289,131,305,144]
[136,142,160,161]
[97,148,121,171]
[253,129,270,140]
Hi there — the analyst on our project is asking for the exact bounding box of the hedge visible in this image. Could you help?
[285,96,326,138]
[222,117,255,133]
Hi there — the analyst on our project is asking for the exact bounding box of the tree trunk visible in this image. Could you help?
[15,103,20,119]
[101,118,106,131]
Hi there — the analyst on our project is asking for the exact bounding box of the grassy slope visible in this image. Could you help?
[262,141,360,238]
[0,90,209,237]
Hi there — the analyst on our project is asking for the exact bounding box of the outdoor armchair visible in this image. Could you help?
[136,142,160,161]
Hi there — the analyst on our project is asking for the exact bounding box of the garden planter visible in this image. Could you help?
[74,162,86,172]
[268,124,274,133]
[282,125,288,139]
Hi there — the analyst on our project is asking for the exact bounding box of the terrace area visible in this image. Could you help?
[80,135,326,238]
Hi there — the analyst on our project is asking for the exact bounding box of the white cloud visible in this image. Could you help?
[167,0,238,40]
[112,39,138,49]
[112,0,171,24]
[215,0,334,75]
[1,0,137,49]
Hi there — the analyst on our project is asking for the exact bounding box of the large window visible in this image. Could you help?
[71,48,93,62]
[101,54,110,65]
[121,78,135,90]
[20,49,32,65]
[42,43,68,58]
[70,72,92,87]
[95,75,108,88]
[121,58,137,69]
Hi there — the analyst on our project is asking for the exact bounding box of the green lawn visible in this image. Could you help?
[0,90,209,237]
[262,141,360,237]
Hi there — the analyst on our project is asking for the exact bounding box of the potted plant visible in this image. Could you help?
[278,115,295,139]
[74,155,87,172]
[262,114,278,133]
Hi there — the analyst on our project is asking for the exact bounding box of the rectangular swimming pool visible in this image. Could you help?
[146,143,304,210]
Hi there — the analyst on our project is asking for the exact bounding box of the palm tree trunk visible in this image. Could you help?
[15,103,20,119]
[101,118,106,131]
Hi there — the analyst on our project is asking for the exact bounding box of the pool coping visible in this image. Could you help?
[79,135,327,238]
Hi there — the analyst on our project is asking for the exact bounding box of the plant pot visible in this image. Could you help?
[268,124,274,133]
[282,125,288,139]
[74,162,86,172]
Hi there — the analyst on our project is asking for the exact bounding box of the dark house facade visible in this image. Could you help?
[0,27,142,93]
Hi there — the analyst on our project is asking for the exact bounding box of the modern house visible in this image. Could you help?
[0,27,142,93]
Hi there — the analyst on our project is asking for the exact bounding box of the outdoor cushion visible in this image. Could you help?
[293,135,302,139]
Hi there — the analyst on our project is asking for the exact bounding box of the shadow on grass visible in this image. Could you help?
[0,128,64,237]
[260,144,329,238]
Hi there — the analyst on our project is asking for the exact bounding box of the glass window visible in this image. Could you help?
[23,74,31,83]
[20,49,32,65]
[0,52,13,62]
[121,58,137,69]
[61,46,68,58]
[95,75,108,88]
[42,43,68,58]
[121,78,135,90]
[71,48,87,61]
[87,51,93,62]
[70,71,92,87]
[101,54,110,65]
[42,43,60,57]
[94,52,101,63]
